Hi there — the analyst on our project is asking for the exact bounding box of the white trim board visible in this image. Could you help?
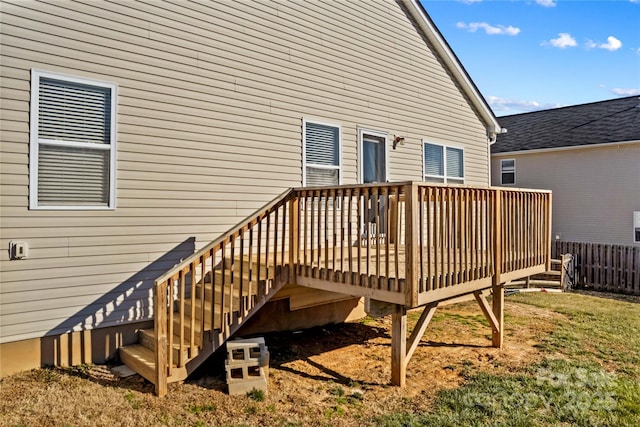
[492,139,640,158]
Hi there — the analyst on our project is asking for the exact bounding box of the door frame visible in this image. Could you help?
[357,128,390,184]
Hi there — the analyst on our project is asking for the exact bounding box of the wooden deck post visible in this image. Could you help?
[391,303,407,386]
[154,281,168,397]
[492,189,504,349]
[288,195,299,285]
[545,192,553,272]
[404,183,419,308]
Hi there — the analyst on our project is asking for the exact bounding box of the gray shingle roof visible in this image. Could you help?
[492,96,640,154]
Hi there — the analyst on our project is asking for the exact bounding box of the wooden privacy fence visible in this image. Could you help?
[552,241,640,295]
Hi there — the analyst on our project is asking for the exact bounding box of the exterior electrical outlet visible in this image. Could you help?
[9,241,28,260]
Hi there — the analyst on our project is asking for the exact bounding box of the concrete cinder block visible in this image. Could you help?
[226,337,266,364]
[227,376,268,396]
[225,337,269,396]
[225,351,270,383]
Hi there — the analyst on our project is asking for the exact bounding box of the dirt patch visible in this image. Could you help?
[0,300,563,426]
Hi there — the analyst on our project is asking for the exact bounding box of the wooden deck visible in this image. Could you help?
[119,182,552,396]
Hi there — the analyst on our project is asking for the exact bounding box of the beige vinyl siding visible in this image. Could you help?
[0,0,490,343]
[491,142,640,246]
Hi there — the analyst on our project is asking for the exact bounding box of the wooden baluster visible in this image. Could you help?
[452,188,459,285]
[425,187,432,292]
[272,208,278,283]
[265,213,270,287]
[348,189,354,284]
[178,269,186,367]
[357,189,362,285]
[332,190,337,279]
[437,187,443,287]
[220,242,226,333]
[210,248,217,332]
[229,235,235,319]
[248,227,254,308]
[281,201,286,268]
[324,190,329,280]
[365,188,371,284]
[418,187,424,292]
[190,261,196,355]
[394,186,400,291]
[374,187,381,286]
[199,254,205,347]
[239,230,245,315]
[340,190,344,280]
[385,187,391,290]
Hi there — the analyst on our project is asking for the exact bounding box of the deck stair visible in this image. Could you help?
[118,182,553,396]
[507,253,573,291]
[119,255,285,387]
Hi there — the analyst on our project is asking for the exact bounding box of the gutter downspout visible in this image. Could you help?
[487,126,508,185]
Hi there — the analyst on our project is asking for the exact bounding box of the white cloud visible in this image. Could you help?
[536,0,557,7]
[588,36,623,51]
[610,88,640,96]
[488,96,563,113]
[456,21,520,36]
[459,0,482,3]
[630,0,639,4]
[548,33,577,48]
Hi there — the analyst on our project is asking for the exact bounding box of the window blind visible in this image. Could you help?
[304,121,340,186]
[445,147,463,178]
[305,122,339,166]
[39,78,111,144]
[423,143,444,176]
[38,145,110,206]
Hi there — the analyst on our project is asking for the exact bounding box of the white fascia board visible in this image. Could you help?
[403,0,501,134]
[491,139,640,157]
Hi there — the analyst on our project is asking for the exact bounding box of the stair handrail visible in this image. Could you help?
[152,187,296,396]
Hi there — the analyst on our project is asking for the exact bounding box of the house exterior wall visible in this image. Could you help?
[491,142,640,246]
[1,0,491,346]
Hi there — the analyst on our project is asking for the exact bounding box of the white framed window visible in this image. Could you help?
[302,118,341,186]
[30,70,117,209]
[422,141,464,184]
[634,211,640,243]
[500,159,516,185]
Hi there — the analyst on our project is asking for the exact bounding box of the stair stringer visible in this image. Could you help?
[163,268,290,386]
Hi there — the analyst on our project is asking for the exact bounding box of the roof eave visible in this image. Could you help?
[491,139,640,157]
[403,0,501,133]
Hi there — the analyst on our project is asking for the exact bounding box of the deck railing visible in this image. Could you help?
[151,182,551,395]
[292,183,551,306]
[152,189,295,395]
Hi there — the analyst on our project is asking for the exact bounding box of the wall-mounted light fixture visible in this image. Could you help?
[393,136,405,150]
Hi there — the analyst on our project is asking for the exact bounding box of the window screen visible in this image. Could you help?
[31,71,116,208]
[303,121,340,186]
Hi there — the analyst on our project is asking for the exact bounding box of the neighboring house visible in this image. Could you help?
[1,0,536,383]
[491,96,640,246]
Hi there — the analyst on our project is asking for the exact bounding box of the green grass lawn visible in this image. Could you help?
[377,292,640,427]
[1,292,639,426]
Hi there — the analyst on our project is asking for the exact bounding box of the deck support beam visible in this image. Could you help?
[473,290,503,347]
[391,304,407,386]
[406,302,438,363]
[491,189,504,349]
[491,284,504,348]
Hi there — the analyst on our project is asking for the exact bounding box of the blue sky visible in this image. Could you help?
[422,0,640,116]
